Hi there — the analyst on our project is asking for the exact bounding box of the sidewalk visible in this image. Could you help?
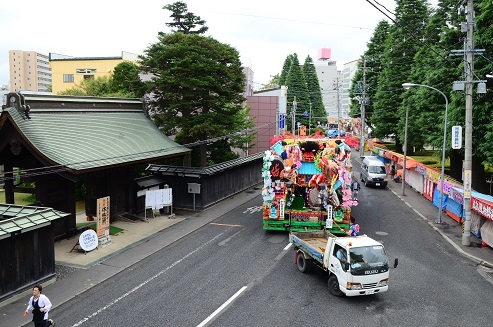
[0,185,262,327]
[356,151,493,270]
[386,175,493,269]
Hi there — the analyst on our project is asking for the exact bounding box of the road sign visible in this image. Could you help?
[279,114,285,129]
[452,125,462,149]
[303,111,308,116]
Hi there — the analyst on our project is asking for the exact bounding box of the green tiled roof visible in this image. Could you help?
[2,94,190,172]
[147,152,263,176]
[0,204,70,238]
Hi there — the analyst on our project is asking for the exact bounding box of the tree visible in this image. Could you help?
[460,0,493,192]
[402,0,464,172]
[371,0,429,153]
[261,73,280,90]
[139,32,253,167]
[349,20,390,127]
[279,55,293,86]
[285,53,310,129]
[111,61,146,98]
[163,1,208,34]
[58,76,131,97]
[303,55,326,128]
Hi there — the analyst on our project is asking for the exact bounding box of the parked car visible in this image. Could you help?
[327,129,346,138]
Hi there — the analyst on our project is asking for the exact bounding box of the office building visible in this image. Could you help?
[49,51,139,94]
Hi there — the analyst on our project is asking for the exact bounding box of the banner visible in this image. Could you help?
[97,196,110,237]
[471,197,493,221]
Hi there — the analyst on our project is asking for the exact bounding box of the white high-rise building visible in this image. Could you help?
[341,59,360,118]
[314,60,342,118]
[314,48,341,120]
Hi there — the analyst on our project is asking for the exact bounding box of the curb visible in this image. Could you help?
[388,186,493,270]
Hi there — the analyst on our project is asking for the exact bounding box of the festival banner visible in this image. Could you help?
[97,196,110,237]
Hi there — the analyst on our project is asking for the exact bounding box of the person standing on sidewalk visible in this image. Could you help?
[22,284,54,327]
[389,164,396,181]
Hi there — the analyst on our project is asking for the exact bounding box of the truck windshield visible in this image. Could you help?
[349,245,388,270]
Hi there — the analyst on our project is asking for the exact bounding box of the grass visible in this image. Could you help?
[76,222,125,235]
[382,144,449,169]
[0,192,36,205]
[0,192,86,212]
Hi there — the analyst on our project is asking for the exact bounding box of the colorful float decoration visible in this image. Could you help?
[262,137,357,234]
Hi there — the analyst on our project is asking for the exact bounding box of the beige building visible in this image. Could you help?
[49,51,139,94]
[9,50,52,92]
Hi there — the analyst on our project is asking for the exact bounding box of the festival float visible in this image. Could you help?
[261,132,358,235]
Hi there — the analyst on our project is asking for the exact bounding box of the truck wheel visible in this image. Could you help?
[296,252,311,273]
[328,275,343,297]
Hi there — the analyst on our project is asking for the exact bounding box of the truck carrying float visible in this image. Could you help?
[290,230,398,296]
[261,133,357,235]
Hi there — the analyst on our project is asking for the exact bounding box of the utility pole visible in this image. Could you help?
[291,96,297,135]
[309,102,312,135]
[462,0,474,246]
[336,77,341,129]
[359,57,367,158]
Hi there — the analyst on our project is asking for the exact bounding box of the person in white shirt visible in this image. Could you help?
[22,284,53,327]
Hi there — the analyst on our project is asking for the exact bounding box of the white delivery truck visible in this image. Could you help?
[289,230,398,296]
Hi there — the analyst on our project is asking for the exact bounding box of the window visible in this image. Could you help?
[76,68,96,74]
[333,244,347,262]
[63,74,74,83]
[83,75,94,80]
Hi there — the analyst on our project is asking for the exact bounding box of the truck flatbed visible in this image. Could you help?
[289,230,331,263]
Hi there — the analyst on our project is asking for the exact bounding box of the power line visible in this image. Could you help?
[0,121,277,182]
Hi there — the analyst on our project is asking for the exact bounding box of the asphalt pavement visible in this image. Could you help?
[0,186,262,327]
[2,153,493,327]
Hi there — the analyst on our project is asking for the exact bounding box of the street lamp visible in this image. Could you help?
[402,83,449,224]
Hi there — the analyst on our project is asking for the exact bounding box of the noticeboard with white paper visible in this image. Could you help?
[145,189,172,209]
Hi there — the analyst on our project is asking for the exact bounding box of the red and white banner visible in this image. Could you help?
[471,197,493,221]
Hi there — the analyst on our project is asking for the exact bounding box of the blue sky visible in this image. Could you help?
[0,0,406,89]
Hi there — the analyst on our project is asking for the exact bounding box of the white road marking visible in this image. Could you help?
[196,286,248,327]
[275,243,292,261]
[243,206,263,214]
[71,232,225,327]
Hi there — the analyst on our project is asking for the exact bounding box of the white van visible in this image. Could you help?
[361,156,388,188]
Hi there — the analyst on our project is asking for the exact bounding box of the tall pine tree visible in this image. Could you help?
[279,55,293,86]
[350,20,390,128]
[303,55,326,129]
[372,0,429,153]
[285,54,310,130]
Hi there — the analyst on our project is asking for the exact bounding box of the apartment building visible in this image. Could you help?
[9,50,52,92]
[49,51,139,94]
[314,58,341,119]
[341,59,360,118]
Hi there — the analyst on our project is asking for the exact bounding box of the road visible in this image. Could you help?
[50,183,493,326]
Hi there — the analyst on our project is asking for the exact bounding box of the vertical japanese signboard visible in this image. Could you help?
[97,196,110,237]
[452,125,462,149]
